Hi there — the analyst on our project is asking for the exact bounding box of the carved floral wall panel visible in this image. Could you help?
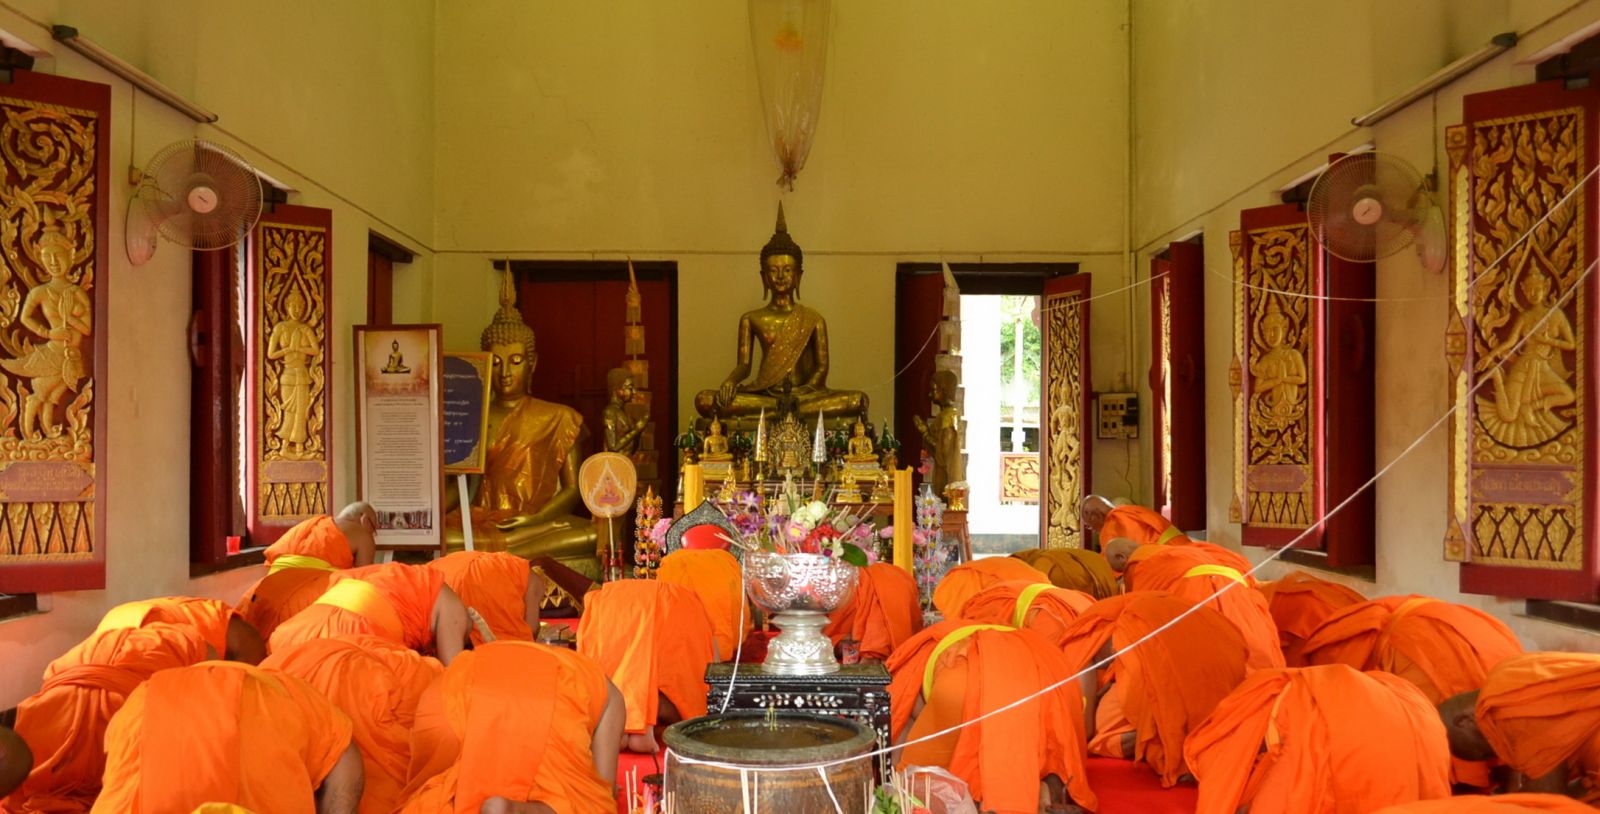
[1041,274,1090,549]
[0,72,110,592]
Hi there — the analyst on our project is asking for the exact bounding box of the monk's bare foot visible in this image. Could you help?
[623,732,657,754]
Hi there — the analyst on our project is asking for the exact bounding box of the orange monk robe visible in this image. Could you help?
[930,557,1048,620]
[236,516,353,641]
[576,580,715,734]
[1009,548,1119,599]
[262,636,443,814]
[6,624,208,813]
[887,623,1096,814]
[1300,596,1523,704]
[1125,546,1283,670]
[958,580,1094,646]
[95,597,238,659]
[1475,652,1600,804]
[269,562,446,654]
[1056,592,1250,785]
[398,642,614,814]
[1101,504,1188,547]
[1185,664,1451,814]
[428,551,534,644]
[825,562,924,660]
[657,549,753,659]
[92,662,353,814]
[1255,570,1365,666]
[1373,794,1600,813]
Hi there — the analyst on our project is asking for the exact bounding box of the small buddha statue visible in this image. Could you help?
[913,369,966,500]
[702,417,732,462]
[444,269,601,579]
[844,419,877,464]
[694,204,869,421]
[381,339,410,374]
[601,367,649,456]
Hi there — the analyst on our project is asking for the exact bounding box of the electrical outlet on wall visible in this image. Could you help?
[1096,392,1139,440]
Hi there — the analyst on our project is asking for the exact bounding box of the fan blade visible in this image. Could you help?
[124,197,158,266]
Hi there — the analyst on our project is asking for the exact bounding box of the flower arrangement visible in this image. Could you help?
[913,486,955,611]
[632,488,665,578]
[713,490,877,566]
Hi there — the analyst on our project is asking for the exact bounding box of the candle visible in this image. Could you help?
[893,467,913,573]
[754,408,767,461]
[683,464,704,512]
[812,411,826,463]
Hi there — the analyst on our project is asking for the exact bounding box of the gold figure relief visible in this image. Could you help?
[1159,278,1173,504]
[1043,289,1083,549]
[259,223,327,463]
[1444,123,1471,562]
[1244,225,1313,529]
[1228,230,1246,524]
[0,94,101,563]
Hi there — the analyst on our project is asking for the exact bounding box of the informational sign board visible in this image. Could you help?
[354,324,445,551]
[442,352,492,475]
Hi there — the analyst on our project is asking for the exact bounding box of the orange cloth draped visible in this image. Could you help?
[1300,596,1523,704]
[270,562,445,653]
[1475,652,1600,803]
[266,515,354,570]
[262,636,443,814]
[887,623,1097,814]
[1125,547,1282,670]
[576,580,714,733]
[1256,571,1365,666]
[428,552,532,644]
[91,662,352,814]
[1056,592,1250,785]
[656,549,752,660]
[931,557,1048,619]
[398,642,613,814]
[959,580,1094,646]
[1185,664,1451,814]
[237,568,338,644]
[1101,505,1187,547]
[825,562,924,660]
[1372,794,1600,813]
[1009,548,1119,599]
[95,597,238,658]
[6,624,208,813]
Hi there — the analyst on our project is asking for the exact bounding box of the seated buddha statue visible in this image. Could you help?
[702,417,732,462]
[844,419,876,463]
[444,270,601,579]
[694,204,869,421]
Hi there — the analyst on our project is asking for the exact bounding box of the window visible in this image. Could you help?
[367,232,415,326]
[189,245,251,571]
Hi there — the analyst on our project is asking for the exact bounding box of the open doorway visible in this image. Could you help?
[963,293,1041,554]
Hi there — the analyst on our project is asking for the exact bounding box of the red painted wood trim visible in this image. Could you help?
[895,269,945,482]
[1323,252,1375,568]
[1150,254,1171,519]
[1168,241,1208,531]
[367,251,393,326]
[190,248,238,566]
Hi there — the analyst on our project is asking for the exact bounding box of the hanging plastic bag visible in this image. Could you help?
[747,0,831,189]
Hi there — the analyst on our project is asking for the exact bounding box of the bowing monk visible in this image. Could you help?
[576,579,716,754]
[888,622,1096,813]
[263,636,444,814]
[270,562,471,665]
[92,661,363,814]
[428,551,540,644]
[1255,570,1364,665]
[1440,652,1600,802]
[237,504,378,640]
[931,557,1048,619]
[95,596,265,664]
[1059,591,1249,785]
[398,641,623,814]
[1082,495,1188,548]
[959,580,1093,646]
[1186,664,1451,813]
[1373,794,1600,813]
[657,548,752,660]
[1124,545,1283,670]
[0,728,28,800]
[1010,548,1118,599]
[7,624,209,813]
[824,561,923,661]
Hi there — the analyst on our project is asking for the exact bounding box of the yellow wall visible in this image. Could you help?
[1134,0,1600,651]
[0,0,437,706]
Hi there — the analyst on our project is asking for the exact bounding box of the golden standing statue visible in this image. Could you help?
[601,367,648,455]
[914,369,966,500]
[694,204,868,420]
[1250,302,1307,424]
[444,269,601,578]
[265,288,319,458]
[2,225,91,440]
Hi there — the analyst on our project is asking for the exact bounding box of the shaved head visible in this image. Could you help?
[1081,494,1115,534]
[1103,537,1140,573]
[1439,690,1494,761]
[225,616,267,665]
[0,725,32,797]
[335,501,378,566]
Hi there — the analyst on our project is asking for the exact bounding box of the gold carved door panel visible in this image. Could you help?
[1040,273,1090,549]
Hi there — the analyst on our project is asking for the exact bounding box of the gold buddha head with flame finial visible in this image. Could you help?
[284,287,308,321]
[37,223,72,278]
[481,267,539,398]
[1261,301,1290,347]
[760,203,804,301]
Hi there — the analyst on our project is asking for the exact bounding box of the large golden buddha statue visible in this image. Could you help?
[444,270,601,579]
[694,205,868,420]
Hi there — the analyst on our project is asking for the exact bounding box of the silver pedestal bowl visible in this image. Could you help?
[743,552,859,675]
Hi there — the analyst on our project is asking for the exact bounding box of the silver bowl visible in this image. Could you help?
[743,552,860,675]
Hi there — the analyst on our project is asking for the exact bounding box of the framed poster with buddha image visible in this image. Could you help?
[353,323,445,551]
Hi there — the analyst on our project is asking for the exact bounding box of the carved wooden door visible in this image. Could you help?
[1040,273,1091,548]
[248,205,334,547]
[1151,241,1207,531]
[0,71,110,592]
[1448,80,1600,600]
